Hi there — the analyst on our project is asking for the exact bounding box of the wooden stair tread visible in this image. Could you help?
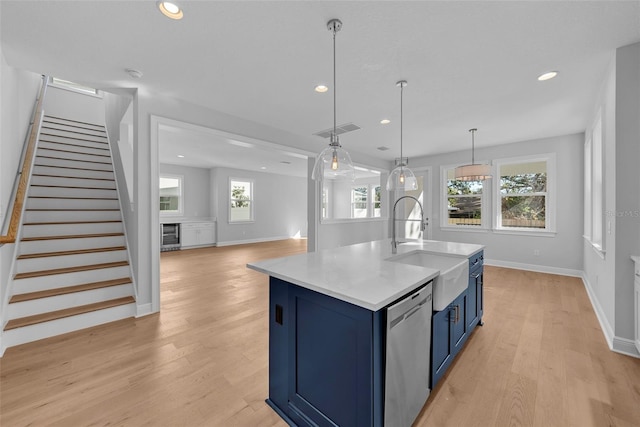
[23,220,121,226]
[44,115,105,129]
[30,184,116,191]
[41,126,107,139]
[42,120,107,134]
[25,208,119,212]
[38,133,108,144]
[31,173,114,182]
[14,261,129,279]
[36,154,112,165]
[39,138,110,151]
[9,278,132,304]
[33,163,113,173]
[29,196,117,200]
[3,296,134,330]
[18,246,126,259]
[37,146,111,158]
[21,232,124,242]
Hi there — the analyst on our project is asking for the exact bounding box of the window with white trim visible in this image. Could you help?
[495,156,554,231]
[159,174,183,215]
[229,179,253,222]
[590,115,604,249]
[51,77,100,97]
[442,167,486,228]
[350,184,381,219]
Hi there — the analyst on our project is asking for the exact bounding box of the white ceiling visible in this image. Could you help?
[2,1,639,176]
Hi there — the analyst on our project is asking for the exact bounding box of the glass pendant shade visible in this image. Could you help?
[454,163,492,181]
[312,143,356,181]
[386,163,418,191]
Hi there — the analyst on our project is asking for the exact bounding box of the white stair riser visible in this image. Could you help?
[43,117,104,129]
[23,209,121,223]
[30,175,116,189]
[7,284,134,319]
[32,165,114,180]
[22,221,123,238]
[2,303,136,350]
[37,148,112,164]
[38,128,107,143]
[26,198,119,210]
[38,141,111,157]
[41,123,106,138]
[12,265,131,294]
[28,186,117,199]
[34,156,113,172]
[38,134,108,150]
[20,235,126,254]
[16,250,128,273]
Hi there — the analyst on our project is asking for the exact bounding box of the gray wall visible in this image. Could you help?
[160,163,211,220]
[584,41,640,354]
[410,133,584,275]
[212,167,307,245]
[43,85,105,125]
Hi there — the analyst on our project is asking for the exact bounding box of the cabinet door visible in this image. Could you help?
[199,226,215,245]
[635,279,640,354]
[181,227,198,247]
[431,307,452,388]
[467,268,483,329]
[451,291,468,354]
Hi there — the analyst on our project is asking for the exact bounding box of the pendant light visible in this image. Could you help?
[454,128,492,181]
[311,19,356,182]
[386,80,417,191]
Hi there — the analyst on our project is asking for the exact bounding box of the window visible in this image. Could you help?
[230,179,253,222]
[495,155,554,232]
[588,114,604,249]
[350,184,381,219]
[51,77,100,97]
[442,167,485,228]
[159,175,183,215]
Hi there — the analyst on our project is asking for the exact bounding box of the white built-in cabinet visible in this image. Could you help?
[632,256,640,355]
[181,222,216,248]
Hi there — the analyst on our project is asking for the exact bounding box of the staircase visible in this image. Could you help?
[2,115,136,348]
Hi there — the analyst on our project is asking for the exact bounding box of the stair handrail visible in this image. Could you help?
[0,75,49,245]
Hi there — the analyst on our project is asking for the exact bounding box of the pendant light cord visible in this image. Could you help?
[400,83,403,163]
[469,128,477,165]
[332,24,337,145]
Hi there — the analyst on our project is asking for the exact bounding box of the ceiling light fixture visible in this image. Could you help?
[177,154,184,158]
[157,1,183,20]
[315,85,328,93]
[454,128,492,181]
[537,71,558,81]
[125,68,143,79]
[311,19,356,182]
[380,119,391,125]
[386,80,417,191]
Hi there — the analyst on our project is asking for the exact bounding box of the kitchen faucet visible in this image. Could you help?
[391,195,427,254]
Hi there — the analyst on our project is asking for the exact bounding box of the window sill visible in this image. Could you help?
[321,217,387,225]
[229,220,255,225]
[440,226,489,233]
[584,236,606,259]
[493,228,556,237]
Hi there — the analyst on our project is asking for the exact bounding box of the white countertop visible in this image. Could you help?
[247,239,484,311]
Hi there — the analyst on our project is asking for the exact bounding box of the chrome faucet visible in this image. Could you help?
[391,195,427,254]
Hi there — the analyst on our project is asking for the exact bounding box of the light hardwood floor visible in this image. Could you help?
[1,239,639,426]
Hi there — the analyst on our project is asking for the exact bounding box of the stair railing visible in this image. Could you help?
[0,75,49,245]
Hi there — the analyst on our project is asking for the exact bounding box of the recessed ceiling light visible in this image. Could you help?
[177,154,184,158]
[157,1,183,20]
[538,71,558,81]
[260,166,267,170]
[380,119,391,125]
[315,85,328,93]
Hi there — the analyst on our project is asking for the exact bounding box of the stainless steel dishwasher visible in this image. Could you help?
[384,282,433,427]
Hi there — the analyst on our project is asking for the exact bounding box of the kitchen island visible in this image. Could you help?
[248,239,484,427]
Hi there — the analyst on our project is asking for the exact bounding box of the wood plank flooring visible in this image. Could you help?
[1,239,639,426]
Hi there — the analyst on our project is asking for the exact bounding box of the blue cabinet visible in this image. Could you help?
[431,251,484,388]
[267,277,387,426]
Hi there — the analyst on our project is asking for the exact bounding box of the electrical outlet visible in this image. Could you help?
[533,249,540,256]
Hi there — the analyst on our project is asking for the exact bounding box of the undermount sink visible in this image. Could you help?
[388,251,469,311]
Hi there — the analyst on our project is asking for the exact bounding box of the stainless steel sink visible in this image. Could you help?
[388,251,469,311]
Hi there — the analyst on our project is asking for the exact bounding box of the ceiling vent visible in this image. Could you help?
[313,122,361,139]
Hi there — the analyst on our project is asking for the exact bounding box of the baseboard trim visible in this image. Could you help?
[484,259,582,277]
[136,303,154,317]
[216,236,305,247]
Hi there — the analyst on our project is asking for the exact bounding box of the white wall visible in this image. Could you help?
[160,163,211,220]
[43,85,105,125]
[410,133,584,275]
[212,167,306,245]
[0,51,42,343]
